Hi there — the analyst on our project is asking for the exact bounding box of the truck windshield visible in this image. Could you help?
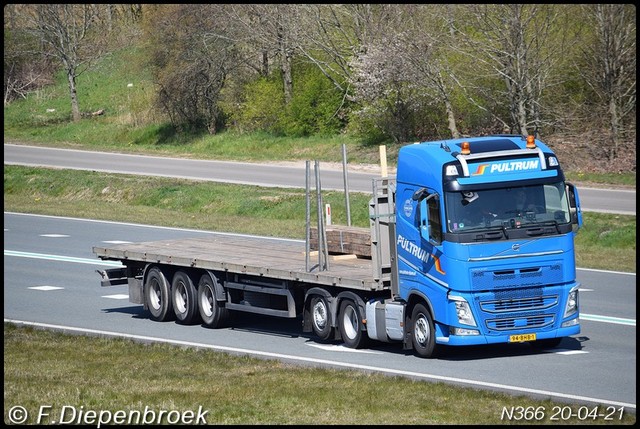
[445,182,571,233]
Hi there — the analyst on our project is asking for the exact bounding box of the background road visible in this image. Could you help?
[4,143,636,215]
[4,213,636,412]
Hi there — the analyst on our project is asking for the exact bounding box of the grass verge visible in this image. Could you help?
[4,324,636,425]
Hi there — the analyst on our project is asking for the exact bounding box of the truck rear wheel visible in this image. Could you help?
[197,274,229,328]
[338,299,368,349]
[144,267,174,322]
[172,271,200,325]
[310,295,333,341]
[411,303,439,358]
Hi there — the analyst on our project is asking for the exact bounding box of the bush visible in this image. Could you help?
[230,77,286,134]
[280,65,346,137]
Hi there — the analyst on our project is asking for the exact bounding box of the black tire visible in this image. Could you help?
[171,271,200,325]
[197,274,229,328]
[411,303,439,358]
[310,295,333,341]
[338,299,369,349]
[529,337,563,350]
[144,267,174,322]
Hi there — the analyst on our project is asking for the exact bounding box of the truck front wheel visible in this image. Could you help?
[172,271,200,325]
[197,274,229,328]
[338,299,368,349]
[144,267,174,322]
[411,303,439,358]
[310,295,333,341]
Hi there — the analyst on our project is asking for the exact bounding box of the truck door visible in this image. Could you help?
[412,188,445,277]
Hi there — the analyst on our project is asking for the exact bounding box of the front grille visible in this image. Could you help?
[486,314,555,331]
[473,287,563,335]
[480,294,558,313]
[471,263,563,291]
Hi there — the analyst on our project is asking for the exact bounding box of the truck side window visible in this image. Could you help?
[427,196,442,244]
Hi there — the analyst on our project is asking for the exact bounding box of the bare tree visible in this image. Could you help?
[579,4,636,163]
[397,5,462,138]
[225,4,303,105]
[347,5,466,140]
[21,4,106,122]
[144,4,239,134]
[296,4,403,104]
[452,4,569,136]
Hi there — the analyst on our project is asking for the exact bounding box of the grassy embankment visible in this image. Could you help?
[4,324,636,425]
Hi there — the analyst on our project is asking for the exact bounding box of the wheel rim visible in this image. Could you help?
[175,282,187,314]
[341,305,358,340]
[313,300,328,330]
[200,285,214,318]
[414,314,429,346]
[149,278,161,310]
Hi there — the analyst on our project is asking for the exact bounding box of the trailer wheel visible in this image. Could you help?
[144,267,174,322]
[197,274,229,328]
[411,303,439,358]
[310,295,333,341]
[338,299,368,349]
[172,271,200,325]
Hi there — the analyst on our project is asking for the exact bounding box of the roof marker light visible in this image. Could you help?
[461,141,470,155]
[526,135,536,149]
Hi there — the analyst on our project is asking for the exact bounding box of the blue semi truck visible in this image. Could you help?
[94,134,582,358]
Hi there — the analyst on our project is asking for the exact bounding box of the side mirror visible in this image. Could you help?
[412,188,440,244]
[566,182,583,230]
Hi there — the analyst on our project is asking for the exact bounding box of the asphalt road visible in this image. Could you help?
[4,143,636,215]
[3,213,636,414]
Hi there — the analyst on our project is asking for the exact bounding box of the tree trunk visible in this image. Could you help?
[608,97,620,162]
[276,16,293,104]
[280,46,293,104]
[444,97,460,139]
[67,68,81,122]
[517,93,528,136]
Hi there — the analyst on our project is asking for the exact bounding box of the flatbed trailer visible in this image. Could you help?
[94,177,397,347]
[93,234,386,291]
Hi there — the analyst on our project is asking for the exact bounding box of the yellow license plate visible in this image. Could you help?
[509,333,537,343]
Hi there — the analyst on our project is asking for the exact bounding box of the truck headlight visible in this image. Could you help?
[450,295,477,327]
[564,285,579,318]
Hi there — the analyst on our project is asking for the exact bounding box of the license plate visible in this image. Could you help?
[509,333,536,343]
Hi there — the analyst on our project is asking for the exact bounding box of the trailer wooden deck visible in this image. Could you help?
[93,234,387,291]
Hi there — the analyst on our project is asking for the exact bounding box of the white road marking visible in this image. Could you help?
[555,350,589,355]
[307,343,383,354]
[102,294,130,300]
[28,286,64,291]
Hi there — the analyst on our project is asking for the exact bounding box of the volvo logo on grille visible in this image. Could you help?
[512,243,521,251]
